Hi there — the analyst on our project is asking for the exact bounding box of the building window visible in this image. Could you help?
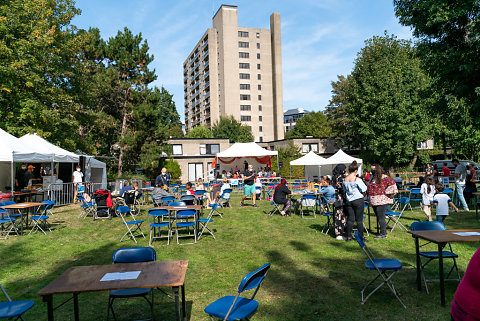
[259,115,262,121]
[238,31,249,37]
[417,141,429,150]
[239,73,250,79]
[240,94,251,100]
[172,144,183,155]
[257,53,260,59]
[257,74,261,80]
[241,116,251,121]
[257,64,261,70]
[258,84,261,90]
[188,163,203,182]
[201,144,220,155]
[259,126,263,132]
[239,63,250,69]
[256,32,260,38]
[240,105,251,111]
[239,52,249,58]
[240,84,250,90]
[238,41,249,48]
[256,43,260,49]
[302,143,319,153]
[258,95,262,100]
[258,105,262,111]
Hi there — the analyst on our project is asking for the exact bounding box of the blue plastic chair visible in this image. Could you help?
[117,206,145,243]
[409,188,422,209]
[219,189,232,209]
[198,204,216,240]
[159,195,175,206]
[299,194,316,219]
[29,202,52,235]
[0,208,19,240]
[168,201,186,207]
[385,196,410,232]
[353,231,406,308]
[77,194,95,218]
[319,196,333,234]
[106,247,156,321]
[174,209,197,245]
[148,208,170,246]
[204,263,271,320]
[410,221,461,294]
[180,195,195,205]
[0,283,34,320]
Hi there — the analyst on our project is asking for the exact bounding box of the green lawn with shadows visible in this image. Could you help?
[0,194,478,320]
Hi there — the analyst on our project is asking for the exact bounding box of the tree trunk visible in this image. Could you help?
[408,154,417,170]
[117,88,131,177]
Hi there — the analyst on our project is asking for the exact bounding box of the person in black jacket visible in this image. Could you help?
[273,178,292,216]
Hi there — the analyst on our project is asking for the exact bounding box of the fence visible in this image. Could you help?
[45,182,107,206]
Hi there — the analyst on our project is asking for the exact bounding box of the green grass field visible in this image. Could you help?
[0,194,479,320]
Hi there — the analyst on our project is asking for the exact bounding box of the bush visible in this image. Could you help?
[164,159,181,179]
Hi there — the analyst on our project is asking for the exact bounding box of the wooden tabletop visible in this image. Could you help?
[409,229,480,243]
[38,260,188,296]
[151,205,203,211]
[1,202,44,209]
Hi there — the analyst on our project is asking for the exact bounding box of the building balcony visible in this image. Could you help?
[204,71,209,78]
[203,50,209,58]
[203,61,209,68]
[204,81,210,88]
[202,40,208,48]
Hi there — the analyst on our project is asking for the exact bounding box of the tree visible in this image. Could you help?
[211,116,253,143]
[328,34,433,167]
[276,141,304,178]
[186,125,212,138]
[325,75,354,148]
[286,111,331,139]
[394,0,480,160]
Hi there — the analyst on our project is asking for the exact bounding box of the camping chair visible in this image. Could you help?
[93,190,112,220]
[385,197,410,233]
[148,208,171,246]
[204,263,271,321]
[299,194,317,219]
[0,208,19,240]
[174,209,197,245]
[117,206,145,244]
[29,202,52,235]
[410,221,461,294]
[0,283,35,320]
[353,231,406,308]
[198,203,217,240]
[106,247,156,321]
[319,196,333,234]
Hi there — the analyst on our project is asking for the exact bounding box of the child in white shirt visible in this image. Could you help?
[433,183,458,223]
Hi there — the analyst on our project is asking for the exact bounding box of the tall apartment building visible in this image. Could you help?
[183,5,284,142]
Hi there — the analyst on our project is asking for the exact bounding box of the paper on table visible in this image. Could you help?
[452,232,480,236]
[100,271,141,282]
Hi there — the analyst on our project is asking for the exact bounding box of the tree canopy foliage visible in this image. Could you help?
[211,116,254,143]
[186,125,212,138]
[285,111,331,139]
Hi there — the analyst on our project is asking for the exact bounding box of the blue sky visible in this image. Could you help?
[72,0,413,120]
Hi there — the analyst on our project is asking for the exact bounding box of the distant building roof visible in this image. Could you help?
[283,108,310,116]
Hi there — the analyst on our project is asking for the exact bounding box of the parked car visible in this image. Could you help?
[431,160,480,180]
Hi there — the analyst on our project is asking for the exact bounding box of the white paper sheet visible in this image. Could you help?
[100,271,141,282]
[452,232,480,236]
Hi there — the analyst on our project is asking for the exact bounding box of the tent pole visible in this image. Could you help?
[10,161,14,198]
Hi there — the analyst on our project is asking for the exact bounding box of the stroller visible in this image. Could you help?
[93,189,113,220]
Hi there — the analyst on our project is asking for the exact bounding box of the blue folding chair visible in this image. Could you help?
[77,194,95,218]
[385,197,410,233]
[148,208,170,246]
[160,196,176,206]
[194,190,207,206]
[0,283,34,320]
[174,209,197,245]
[0,208,19,240]
[198,203,217,240]
[410,221,461,294]
[353,231,406,308]
[106,247,156,321]
[180,195,195,205]
[219,189,232,208]
[168,201,186,207]
[299,194,316,219]
[319,196,333,234]
[29,202,52,235]
[409,188,422,209]
[117,206,145,243]
[205,263,271,321]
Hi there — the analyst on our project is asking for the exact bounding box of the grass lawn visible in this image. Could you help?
[0,194,479,320]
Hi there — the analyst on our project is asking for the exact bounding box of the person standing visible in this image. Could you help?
[343,161,368,241]
[24,165,36,186]
[72,165,83,203]
[367,164,398,239]
[441,162,451,186]
[241,165,258,207]
[452,159,469,211]
[155,167,171,189]
[420,176,436,221]
[15,163,27,191]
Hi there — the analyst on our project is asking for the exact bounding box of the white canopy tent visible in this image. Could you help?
[214,142,278,174]
[290,151,330,180]
[324,149,363,174]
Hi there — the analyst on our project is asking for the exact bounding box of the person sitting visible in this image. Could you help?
[119,180,133,198]
[132,181,143,198]
[255,177,263,200]
[318,178,335,202]
[186,182,195,195]
[295,182,317,211]
[273,179,292,216]
[196,178,212,206]
[152,184,169,202]
[215,178,231,204]
[393,174,402,190]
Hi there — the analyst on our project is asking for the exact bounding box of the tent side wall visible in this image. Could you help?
[0,162,12,192]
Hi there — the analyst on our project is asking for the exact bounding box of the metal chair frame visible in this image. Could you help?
[117,206,145,244]
[0,283,35,321]
[299,194,316,219]
[148,209,171,246]
[198,204,216,240]
[386,197,410,233]
[174,209,197,245]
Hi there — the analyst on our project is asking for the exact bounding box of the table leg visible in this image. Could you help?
[181,284,186,321]
[367,202,371,232]
[475,194,478,220]
[439,243,445,306]
[415,237,421,291]
[173,286,180,321]
[20,209,24,236]
[43,294,54,321]
[73,293,79,321]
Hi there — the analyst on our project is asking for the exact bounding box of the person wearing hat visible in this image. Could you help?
[24,165,35,187]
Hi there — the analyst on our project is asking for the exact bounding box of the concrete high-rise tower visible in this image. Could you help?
[183,5,284,142]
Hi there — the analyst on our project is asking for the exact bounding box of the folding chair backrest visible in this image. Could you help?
[210,203,219,211]
[2,201,15,206]
[161,196,176,203]
[354,230,366,249]
[112,247,156,263]
[238,263,271,294]
[302,194,316,200]
[117,205,131,215]
[42,200,55,210]
[123,191,137,204]
[398,197,410,205]
[222,189,232,196]
[169,201,186,206]
[180,195,195,201]
[148,208,168,216]
[194,190,206,196]
[411,221,446,231]
[176,209,196,217]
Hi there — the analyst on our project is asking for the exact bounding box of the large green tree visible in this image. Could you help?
[286,111,331,139]
[324,75,353,148]
[186,125,212,138]
[394,0,480,160]
[211,116,253,143]
[328,34,433,167]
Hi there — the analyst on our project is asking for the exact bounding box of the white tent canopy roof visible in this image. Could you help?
[0,128,54,162]
[216,142,278,158]
[19,133,79,163]
[325,149,363,165]
[290,151,328,166]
